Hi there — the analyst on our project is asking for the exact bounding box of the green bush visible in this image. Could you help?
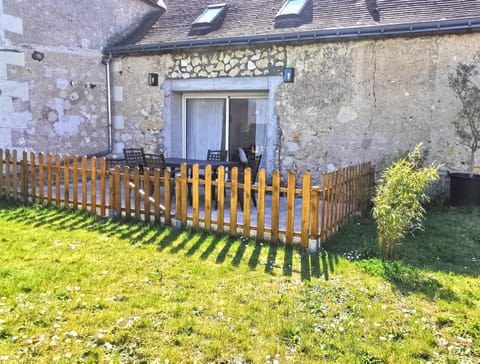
[372,144,439,260]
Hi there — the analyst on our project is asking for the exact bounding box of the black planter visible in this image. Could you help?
[449,172,480,206]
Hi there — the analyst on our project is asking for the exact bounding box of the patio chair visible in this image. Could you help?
[123,147,146,172]
[238,154,262,209]
[144,153,171,195]
[192,149,228,205]
[144,153,166,172]
[204,149,227,179]
[105,157,126,170]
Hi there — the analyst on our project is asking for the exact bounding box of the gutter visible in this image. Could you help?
[103,17,480,56]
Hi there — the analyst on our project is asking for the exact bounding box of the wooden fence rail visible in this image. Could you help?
[0,149,375,248]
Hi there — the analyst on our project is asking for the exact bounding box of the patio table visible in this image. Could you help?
[164,157,238,173]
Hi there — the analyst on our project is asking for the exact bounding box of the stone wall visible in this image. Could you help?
[109,55,174,156]
[0,0,150,155]
[275,34,479,182]
[167,46,286,79]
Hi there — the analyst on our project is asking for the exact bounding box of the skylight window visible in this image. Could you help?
[276,0,309,17]
[193,4,226,25]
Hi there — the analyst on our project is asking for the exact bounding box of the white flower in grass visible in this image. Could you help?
[64,353,72,359]
[374,323,381,327]
[52,356,60,362]
[0,356,9,361]
[379,336,387,341]
[12,336,18,342]
[104,342,113,350]
[66,331,78,337]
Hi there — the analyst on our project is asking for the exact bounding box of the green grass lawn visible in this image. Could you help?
[0,201,478,363]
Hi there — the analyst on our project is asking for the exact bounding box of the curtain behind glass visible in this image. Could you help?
[186,98,226,159]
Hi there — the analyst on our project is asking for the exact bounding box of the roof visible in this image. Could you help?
[104,0,480,55]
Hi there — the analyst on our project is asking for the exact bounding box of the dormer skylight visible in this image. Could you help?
[190,3,227,35]
[274,0,312,28]
[276,0,309,18]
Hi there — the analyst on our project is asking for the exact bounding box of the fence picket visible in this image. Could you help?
[216,167,225,233]
[271,170,280,242]
[257,169,266,241]
[204,165,212,231]
[99,157,106,216]
[12,150,17,201]
[229,167,238,237]
[301,173,311,249]
[22,151,28,202]
[29,151,36,202]
[242,168,252,238]
[286,171,296,244]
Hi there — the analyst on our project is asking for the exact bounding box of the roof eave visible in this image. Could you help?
[102,17,480,56]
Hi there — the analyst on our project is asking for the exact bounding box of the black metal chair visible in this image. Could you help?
[105,157,125,170]
[144,153,166,173]
[207,149,228,162]
[123,148,146,172]
[144,153,170,195]
[238,154,262,209]
[193,149,228,205]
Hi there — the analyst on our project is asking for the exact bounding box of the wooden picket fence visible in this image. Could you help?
[0,149,375,248]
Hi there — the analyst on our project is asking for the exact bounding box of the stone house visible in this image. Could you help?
[3,0,480,184]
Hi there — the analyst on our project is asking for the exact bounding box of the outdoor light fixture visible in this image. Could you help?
[283,67,294,83]
[148,73,159,86]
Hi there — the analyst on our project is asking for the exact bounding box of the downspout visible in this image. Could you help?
[105,53,113,154]
[85,54,114,159]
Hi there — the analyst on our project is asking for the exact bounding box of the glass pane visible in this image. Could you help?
[186,98,226,159]
[229,98,268,168]
[194,6,223,24]
[280,0,307,15]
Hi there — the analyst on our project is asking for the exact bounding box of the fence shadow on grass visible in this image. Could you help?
[300,249,338,281]
[0,202,343,279]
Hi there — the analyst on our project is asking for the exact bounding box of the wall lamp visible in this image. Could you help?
[148,73,159,86]
[283,67,295,83]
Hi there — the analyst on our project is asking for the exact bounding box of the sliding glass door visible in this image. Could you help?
[183,93,268,166]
